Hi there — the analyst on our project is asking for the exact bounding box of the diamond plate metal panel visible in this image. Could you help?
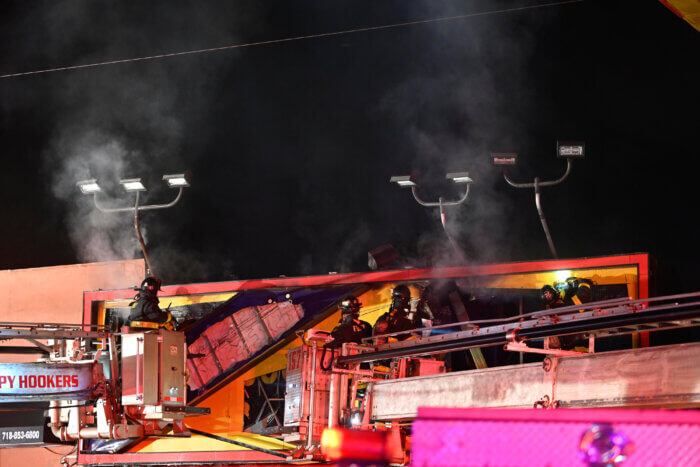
[411,408,700,466]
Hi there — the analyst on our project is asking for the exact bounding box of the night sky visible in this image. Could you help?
[0,1,697,293]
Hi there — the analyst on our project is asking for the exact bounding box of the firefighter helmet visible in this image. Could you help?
[392,285,411,301]
[576,280,593,303]
[390,284,411,314]
[541,284,560,305]
[565,277,580,292]
[340,296,362,315]
[140,277,162,292]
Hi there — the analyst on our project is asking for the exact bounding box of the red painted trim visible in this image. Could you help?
[83,254,650,326]
[659,0,684,18]
[417,407,700,425]
[77,449,290,464]
[636,254,650,347]
[637,253,649,299]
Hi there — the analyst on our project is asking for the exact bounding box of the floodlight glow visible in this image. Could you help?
[76,179,102,194]
[446,172,473,184]
[491,153,518,165]
[557,141,585,158]
[390,174,417,187]
[162,173,190,188]
[120,178,146,192]
[555,270,572,283]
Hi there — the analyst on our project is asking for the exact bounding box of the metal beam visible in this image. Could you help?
[339,299,700,364]
[0,346,49,355]
[25,338,53,354]
[0,328,108,340]
[370,342,700,420]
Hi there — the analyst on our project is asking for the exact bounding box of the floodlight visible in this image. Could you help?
[491,153,518,166]
[76,179,102,194]
[555,269,572,283]
[162,173,190,188]
[119,178,147,192]
[390,168,471,263]
[557,141,585,158]
[446,172,473,184]
[80,171,191,279]
[390,174,418,187]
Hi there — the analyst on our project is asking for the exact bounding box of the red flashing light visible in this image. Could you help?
[321,428,388,462]
[321,428,343,459]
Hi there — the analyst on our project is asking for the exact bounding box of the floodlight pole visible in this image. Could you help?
[410,184,471,264]
[501,159,573,259]
[89,186,186,278]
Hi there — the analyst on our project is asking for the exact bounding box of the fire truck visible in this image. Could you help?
[1,252,699,465]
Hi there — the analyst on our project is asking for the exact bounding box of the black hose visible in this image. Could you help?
[320,345,335,371]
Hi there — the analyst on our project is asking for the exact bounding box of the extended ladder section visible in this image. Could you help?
[332,292,700,420]
[339,292,700,364]
[370,341,700,419]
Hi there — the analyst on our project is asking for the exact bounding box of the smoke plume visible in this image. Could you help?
[378,2,544,267]
[33,0,248,283]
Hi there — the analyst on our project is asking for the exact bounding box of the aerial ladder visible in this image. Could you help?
[0,323,207,458]
[280,292,700,462]
[1,291,698,465]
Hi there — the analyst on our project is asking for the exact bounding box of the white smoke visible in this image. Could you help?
[34,0,247,282]
[377,3,543,266]
[47,129,144,262]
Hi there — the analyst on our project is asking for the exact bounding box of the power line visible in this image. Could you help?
[0,0,584,79]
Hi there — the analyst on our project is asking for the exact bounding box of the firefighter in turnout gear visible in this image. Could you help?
[328,296,372,347]
[559,277,594,306]
[542,279,592,351]
[373,285,416,344]
[541,284,564,309]
[128,277,172,330]
[321,296,372,372]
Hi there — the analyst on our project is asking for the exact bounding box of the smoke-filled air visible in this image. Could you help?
[0,1,697,291]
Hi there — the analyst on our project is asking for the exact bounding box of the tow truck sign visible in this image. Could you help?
[0,362,96,402]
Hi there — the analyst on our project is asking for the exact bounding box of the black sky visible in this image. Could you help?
[0,1,697,293]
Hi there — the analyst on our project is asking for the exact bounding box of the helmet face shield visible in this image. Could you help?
[340,296,361,316]
[392,285,410,300]
[141,277,162,292]
[391,285,411,311]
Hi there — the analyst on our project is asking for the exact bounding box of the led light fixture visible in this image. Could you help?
[491,153,518,165]
[390,174,418,187]
[162,173,190,188]
[76,179,102,194]
[119,178,147,192]
[446,172,473,184]
[555,269,572,283]
[557,141,585,158]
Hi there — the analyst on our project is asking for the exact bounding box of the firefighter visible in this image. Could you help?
[541,282,590,351]
[561,277,594,306]
[540,284,566,349]
[128,277,172,330]
[413,284,437,336]
[541,284,564,309]
[328,296,372,347]
[373,285,416,343]
[321,296,372,372]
